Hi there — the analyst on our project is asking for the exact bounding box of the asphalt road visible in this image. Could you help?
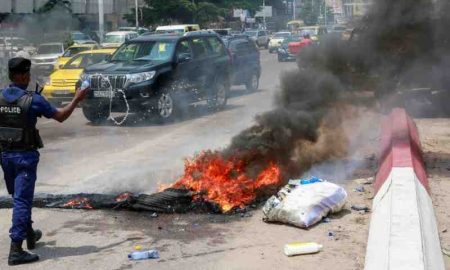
[0,50,296,196]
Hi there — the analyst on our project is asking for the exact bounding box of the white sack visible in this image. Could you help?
[262,181,347,228]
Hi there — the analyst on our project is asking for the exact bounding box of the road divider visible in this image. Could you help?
[364,108,445,270]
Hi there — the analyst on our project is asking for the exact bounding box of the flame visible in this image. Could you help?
[62,197,94,209]
[173,151,281,212]
[115,192,133,202]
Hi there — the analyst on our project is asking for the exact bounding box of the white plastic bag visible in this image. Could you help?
[262,181,347,228]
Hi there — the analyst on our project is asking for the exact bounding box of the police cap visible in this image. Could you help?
[8,57,31,74]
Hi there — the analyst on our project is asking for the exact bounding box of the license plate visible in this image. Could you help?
[93,91,112,98]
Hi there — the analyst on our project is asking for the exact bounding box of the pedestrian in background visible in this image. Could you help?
[0,57,88,266]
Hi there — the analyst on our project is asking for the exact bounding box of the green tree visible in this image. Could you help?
[125,0,264,27]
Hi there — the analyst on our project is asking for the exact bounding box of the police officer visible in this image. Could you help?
[0,57,87,266]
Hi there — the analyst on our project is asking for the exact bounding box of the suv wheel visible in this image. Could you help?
[265,42,269,49]
[207,78,229,110]
[246,72,259,92]
[82,105,110,124]
[157,92,176,121]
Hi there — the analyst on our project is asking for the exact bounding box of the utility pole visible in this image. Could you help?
[135,0,139,31]
[99,0,104,44]
[292,0,296,20]
[263,0,266,29]
[324,0,327,25]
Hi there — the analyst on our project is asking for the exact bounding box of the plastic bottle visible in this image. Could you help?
[80,80,90,91]
[128,250,160,260]
[283,242,323,256]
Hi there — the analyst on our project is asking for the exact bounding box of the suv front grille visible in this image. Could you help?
[90,74,127,90]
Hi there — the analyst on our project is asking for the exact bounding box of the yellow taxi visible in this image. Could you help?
[43,49,115,106]
[55,44,99,69]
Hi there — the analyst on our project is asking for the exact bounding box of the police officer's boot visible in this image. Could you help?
[8,241,39,266]
[26,228,42,250]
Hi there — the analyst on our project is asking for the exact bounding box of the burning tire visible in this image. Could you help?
[207,78,229,111]
[246,72,259,92]
[82,106,110,124]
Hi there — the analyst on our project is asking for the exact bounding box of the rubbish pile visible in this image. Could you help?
[262,177,347,228]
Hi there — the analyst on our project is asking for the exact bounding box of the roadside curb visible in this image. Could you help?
[364,108,445,270]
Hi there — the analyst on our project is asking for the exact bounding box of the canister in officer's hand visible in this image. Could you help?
[80,80,90,91]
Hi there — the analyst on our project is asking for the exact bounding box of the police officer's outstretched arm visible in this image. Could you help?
[52,88,87,123]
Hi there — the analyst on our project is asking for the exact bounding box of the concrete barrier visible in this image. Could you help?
[364,108,445,270]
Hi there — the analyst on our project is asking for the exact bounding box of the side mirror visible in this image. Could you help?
[59,64,64,69]
[105,55,112,62]
[177,53,191,63]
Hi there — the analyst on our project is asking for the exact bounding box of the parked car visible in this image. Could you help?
[222,35,261,92]
[31,42,65,77]
[244,30,270,49]
[55,43,99,69]
[101,31,139,48]
[277,34,302,62]
[43,49,115,107]
[80,31,231,123]
[155,24,200,35]
[268,31,291,53]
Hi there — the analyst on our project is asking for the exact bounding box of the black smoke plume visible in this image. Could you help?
[178,0,450,194]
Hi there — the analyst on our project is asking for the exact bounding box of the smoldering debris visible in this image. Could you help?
[0,189,197,213]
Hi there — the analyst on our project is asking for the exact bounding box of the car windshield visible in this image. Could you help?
[104,34,125,44]
[72,33,90,40]
[63,53,109,69]
[111,41,175,62]
[63,47,91,57]
[244,31,258,37]
[37,44,62,54]
[274,33,291,38]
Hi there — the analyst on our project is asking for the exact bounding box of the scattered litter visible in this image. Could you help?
[327,231,336,237]
[150,212,158,218]
[351,205,370,212]
[128,249,159,260]
[284,242,323,256]
[356,177,374,185]
[263,179,347,228]
[158,226,163,230]
[354,186,365,192]
[442,228,447,233]
[322,217,331,223]
[134,245,142,251]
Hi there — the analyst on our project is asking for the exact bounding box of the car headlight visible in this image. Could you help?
[126,71,156,84]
